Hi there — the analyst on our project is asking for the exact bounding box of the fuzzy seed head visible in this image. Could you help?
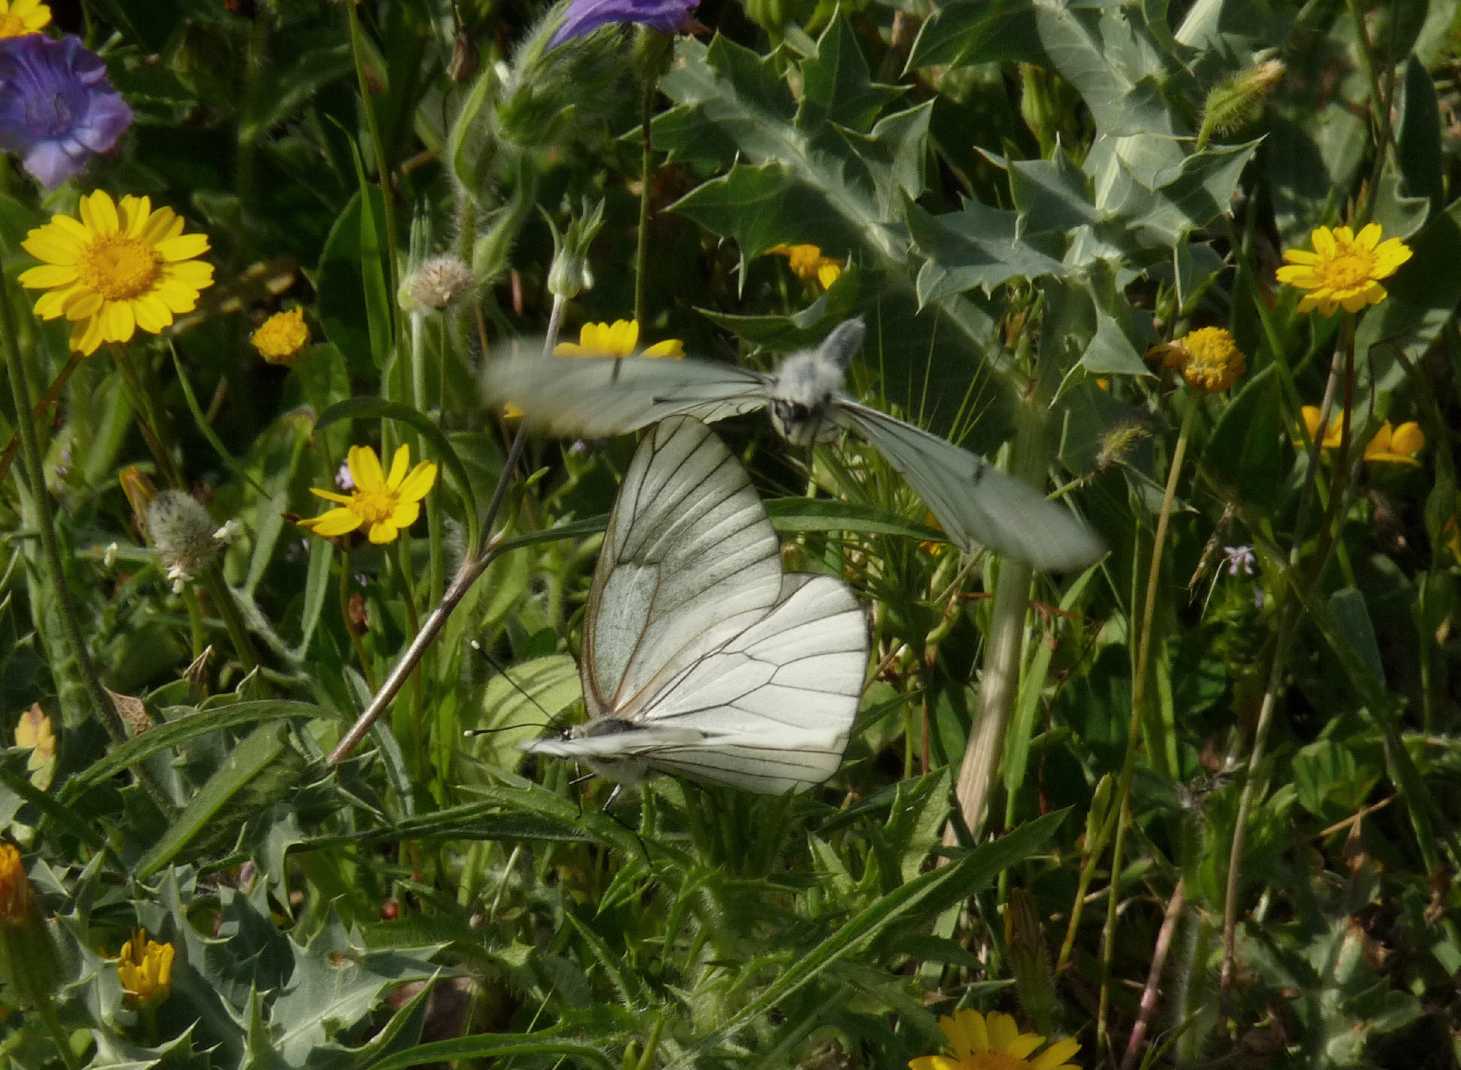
[403,255,476,311]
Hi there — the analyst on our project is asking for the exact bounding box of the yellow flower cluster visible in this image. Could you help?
[251,307,310,364]
[1299,407,1425,466]
[910,1010,1081,1070]
[1150,327,1246,392]
[118,929,174,1007]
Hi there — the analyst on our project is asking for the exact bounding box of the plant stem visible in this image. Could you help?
[634,69,655,332]
[327,295,568,765]
[36,996,81,1070]
[1097,399,1195,1050]
[0,280,128,749]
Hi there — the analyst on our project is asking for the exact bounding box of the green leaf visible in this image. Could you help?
[1355,197,1461,362]
[64,700,326,795]
[315,396,481,551]
[675,812,1067,1064]
[799,17,904,133]
[909,197,1069,304]
[905,0,1042,70]
[1201,362,1283,510]
[316,190,386,376]
[1079,309,1151,377]
[1397,57,1443,213]
[135,723,295,878]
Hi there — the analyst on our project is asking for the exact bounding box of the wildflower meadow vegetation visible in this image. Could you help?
[1,0,1459,1066]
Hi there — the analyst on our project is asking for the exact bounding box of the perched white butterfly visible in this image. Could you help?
[485,318,1105,571]
[522,416,868,794]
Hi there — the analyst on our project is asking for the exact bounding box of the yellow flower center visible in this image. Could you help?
[351,489,398,524]
[1314,245,1373,291]
[0,14,24,34]
[78,235,161,301]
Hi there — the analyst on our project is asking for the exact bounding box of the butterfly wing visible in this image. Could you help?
[628,573,867,793]
[833,400,1105,571]
[530,573,867,794]
[483,350,772,437]
[581,417,785,719]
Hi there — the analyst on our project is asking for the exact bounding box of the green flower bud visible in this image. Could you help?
[546,199,606,300]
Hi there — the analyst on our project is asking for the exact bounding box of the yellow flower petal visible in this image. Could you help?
[300,508,363,536]
[642,338,685,358]
[384,443,410,490]
[1370,239,1412,277]
[309,487,354,504]
[81,190,119,235]
[21,227,82,265]
[367,519,399,544]
[390,500,421,529]
[1355,222,1381,250]
[347,445,385,493]
[134,294,174,332]
[986,1013,1020,1051]
[1281,248,1320,265]
[1310,226,1336,257]
[1390,421,1425,454]
[156,233,210,262]
[64,290,103,320]
[72,315,105,355]
[1032,1038,1083,1069]
[395,461,438,503]
[103,300,135,343]
[18,264,76,288]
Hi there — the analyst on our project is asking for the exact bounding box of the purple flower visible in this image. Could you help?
[0,34,132,189]
[550,0,699,47]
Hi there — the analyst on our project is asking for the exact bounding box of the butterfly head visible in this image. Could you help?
[767,319,865,446]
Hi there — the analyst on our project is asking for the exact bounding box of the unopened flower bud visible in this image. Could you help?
[546,199,605,300]
[147,491,222,589]
[0,843,63,1007]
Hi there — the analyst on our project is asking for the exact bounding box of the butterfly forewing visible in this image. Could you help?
[583,418,783,718]
[484,351,771,438]
[833,401,1105,572]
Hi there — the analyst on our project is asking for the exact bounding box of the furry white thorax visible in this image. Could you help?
[768,351,847,445]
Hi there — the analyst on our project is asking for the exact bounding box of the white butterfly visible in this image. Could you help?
[522,416,868,794]
[485,319,1105,571]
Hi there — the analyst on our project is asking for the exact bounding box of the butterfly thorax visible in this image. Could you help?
[768,352,845,445]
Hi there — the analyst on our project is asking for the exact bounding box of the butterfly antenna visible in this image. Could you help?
[463,639,561,734]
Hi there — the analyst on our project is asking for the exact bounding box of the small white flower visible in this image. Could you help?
[1223,545,1256,576]
[103,542,119,568]
[213,520,243,544]
[336,462,354,491]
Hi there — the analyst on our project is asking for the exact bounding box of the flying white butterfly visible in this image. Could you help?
[484,318,1105,571]
[522,416,868,794]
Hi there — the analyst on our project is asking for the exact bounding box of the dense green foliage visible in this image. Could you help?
[1,0,1460,1066]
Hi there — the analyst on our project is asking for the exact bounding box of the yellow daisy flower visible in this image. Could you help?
[1362,420,1424,466]
[1276,223,1412,316]
[299,444,437,545]
[250,307,310,364]
[0,0,50,37]
[553,319,683,358]
[18,190,215,356]
[117,929,174,1008]
[910,1010,1081,1070]
[767,243,843,289]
